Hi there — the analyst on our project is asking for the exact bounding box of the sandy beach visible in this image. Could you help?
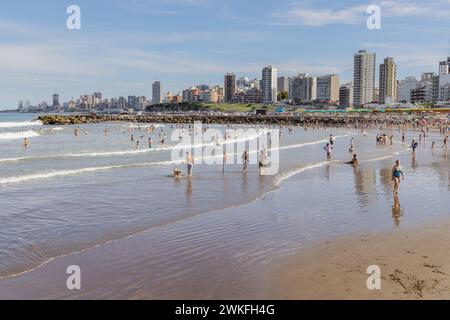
[268,220,450,300]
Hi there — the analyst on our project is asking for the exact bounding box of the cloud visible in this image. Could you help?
[273,0,450,26]
[272,4,367,26]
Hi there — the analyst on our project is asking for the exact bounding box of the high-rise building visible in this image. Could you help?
[379,57,398,104]
[52,94,60,107]
[411,73,435,103]
[339,82,353,108]
[353,50,376,107]
[438,58,450,101]
[236,77,249,90]
[439,57,450,75]
[152,81,162,105]
[277,76,290,97]
[291,74,316,102]
[249,78,260,90]
[262,66,278,104]
[316,75,340,103]
[224,73,236,102]
[398,76,419,102]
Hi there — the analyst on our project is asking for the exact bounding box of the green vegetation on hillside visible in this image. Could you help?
[146,102,278,113]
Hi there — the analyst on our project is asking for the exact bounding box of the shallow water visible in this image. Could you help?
[0,113,449,293]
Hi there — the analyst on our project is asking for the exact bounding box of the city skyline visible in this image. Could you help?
[1,0,450,108]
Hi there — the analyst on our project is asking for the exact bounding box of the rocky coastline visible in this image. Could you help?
[37,113,447,128]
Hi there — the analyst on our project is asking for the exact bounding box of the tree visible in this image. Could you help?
[277,91,288,101]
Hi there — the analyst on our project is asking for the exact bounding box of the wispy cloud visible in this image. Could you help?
[273,0,450,26]
[272,4,367,26]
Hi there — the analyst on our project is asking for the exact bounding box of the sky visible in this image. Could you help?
[0,0,449,108]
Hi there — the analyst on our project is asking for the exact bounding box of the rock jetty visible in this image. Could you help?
[37,113,446,128]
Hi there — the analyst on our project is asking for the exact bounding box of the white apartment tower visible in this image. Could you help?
[262,66,278,104]
[353,50,376,107]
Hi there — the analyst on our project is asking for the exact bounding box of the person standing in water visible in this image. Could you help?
[24,138,29,148]
[324,143,333,161]
[329,134,335,146]
[148,138,153,149]
[242,150,249,173]
[411,139,418,153]
[392,160,405,194]
[349,137,355,153]
[222,150,227,173]
[186,152,194,176]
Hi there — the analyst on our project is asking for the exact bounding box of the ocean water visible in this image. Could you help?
[0,112,449,294]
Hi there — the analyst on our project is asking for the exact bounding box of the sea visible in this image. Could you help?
[0,112,448,298]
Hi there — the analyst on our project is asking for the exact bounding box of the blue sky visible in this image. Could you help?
[0,0,449,108]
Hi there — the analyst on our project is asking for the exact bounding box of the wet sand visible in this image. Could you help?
[1,218,450,299]
[267,220,450,300]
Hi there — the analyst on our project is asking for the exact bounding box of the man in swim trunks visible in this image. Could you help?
[186,152,194,176]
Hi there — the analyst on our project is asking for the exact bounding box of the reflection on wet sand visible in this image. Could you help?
[392,193,403,227]
[412,153,419,169]
[353,167,377,209]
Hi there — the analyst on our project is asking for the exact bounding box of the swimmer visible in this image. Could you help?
[392,160,404,194]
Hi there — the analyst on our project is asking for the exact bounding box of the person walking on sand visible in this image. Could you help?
[186,152,194,176]
[392,160,404,194]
